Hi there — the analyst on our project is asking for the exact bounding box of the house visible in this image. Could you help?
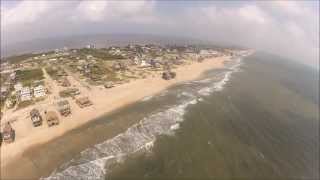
[86,55,93,59]
[56,100,71,116]
[86,44,95,49]
[20,87,32,101]
[104,82,114,88]
[30,109,42,127]
[14,82,23,92]
[76,97,93,108]
[2,122,15,143]
[33,85,46,98]
[0,86,8,98]
[45,111,59,127]
[59,77,71,87]
[162,69,176,80]
[5,98,15,109]
[9,72,16,81]
[140,60,148,67]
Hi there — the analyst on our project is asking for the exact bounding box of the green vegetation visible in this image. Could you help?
[45,67,59,80]
[59,88,80,98]
[78,48,124,60]
[0,73,10,84]
[16,68,44,86]
[17,100,34,110]
[3,53,40,64]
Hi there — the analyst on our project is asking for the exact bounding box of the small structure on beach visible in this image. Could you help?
[45,111,59,127]
[58,77,71,87]
[104,82,114,89]
[162,71,176,80]
[75,96,93,108]
[30,108,42,127]
[161,63,176,80]
[57,100,71,116]
[2,122,15,143]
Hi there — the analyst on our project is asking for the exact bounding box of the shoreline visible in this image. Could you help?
[1,56,230,178]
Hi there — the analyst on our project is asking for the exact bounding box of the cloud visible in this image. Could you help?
[1,1,318,67]
[2,0,51,26]
[71,0,156,23]
[73,1,109,22]
[238,5,268,24]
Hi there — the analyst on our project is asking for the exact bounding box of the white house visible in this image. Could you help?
[9,72,16,81]
[14,82,23,92]
[33,85,46,98]
[140,60,148,67]
[20,87,32,101]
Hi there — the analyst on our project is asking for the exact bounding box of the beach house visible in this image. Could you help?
[2,122,15,143]
[14,82,23,92]
[45,111,59,127]
[20,87,32,101]
[75,97,93,108]
[57,100,71,116]
[30,108,42,127]
[33,85,46,98]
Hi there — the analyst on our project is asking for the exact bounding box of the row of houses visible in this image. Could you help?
[14,83,46,102]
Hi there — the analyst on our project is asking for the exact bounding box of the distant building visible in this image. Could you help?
[140,60,148,67]
[86,44,95,49]
[0,86,8,98]
[20,87,32,101]
[33,85,46,98]
[10,72,16,81]
[14,82,23,92]
[86,55,93,59]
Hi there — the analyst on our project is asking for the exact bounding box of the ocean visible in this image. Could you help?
[42,52,319,180]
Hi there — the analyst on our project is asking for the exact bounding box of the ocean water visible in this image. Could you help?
[43,53,319,180]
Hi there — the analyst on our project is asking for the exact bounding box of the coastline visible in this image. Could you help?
[1,56,230,178]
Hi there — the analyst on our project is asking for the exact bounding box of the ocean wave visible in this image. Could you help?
[43,99,198,180]
[141,95,154,102]
[198,57,242,96]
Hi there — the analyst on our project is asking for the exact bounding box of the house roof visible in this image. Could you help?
[30,109,40,117]
[3,122,13,133]
[76,97,90,104]
[46,111,58,120]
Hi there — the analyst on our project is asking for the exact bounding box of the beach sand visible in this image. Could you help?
[0,56,229,179]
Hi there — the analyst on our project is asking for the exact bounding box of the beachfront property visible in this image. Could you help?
[2,122,15,143]
[75,96,93,108]
[20,87,32,102]
[0,86,8,99]
[33,85,46,98]
[56,100,71,116]
[45,111,59,127]
[14,82,23,92]
[30,109,42,127]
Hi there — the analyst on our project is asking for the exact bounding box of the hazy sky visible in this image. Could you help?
[1,0,319,67]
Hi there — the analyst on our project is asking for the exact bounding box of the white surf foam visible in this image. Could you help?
[141,95,154,102]
[43,99,198,180]
[198,57,242,96]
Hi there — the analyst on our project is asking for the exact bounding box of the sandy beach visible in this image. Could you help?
[1,56,229,178]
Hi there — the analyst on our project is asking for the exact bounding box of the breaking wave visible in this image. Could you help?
[43,57,243,180]
[198,57,242,96]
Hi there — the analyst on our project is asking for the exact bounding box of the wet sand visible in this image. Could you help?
[1,56,230,179]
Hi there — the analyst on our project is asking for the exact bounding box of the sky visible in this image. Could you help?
[1,0,319,68]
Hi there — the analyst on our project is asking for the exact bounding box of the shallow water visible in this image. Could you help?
[44,53,319,180]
